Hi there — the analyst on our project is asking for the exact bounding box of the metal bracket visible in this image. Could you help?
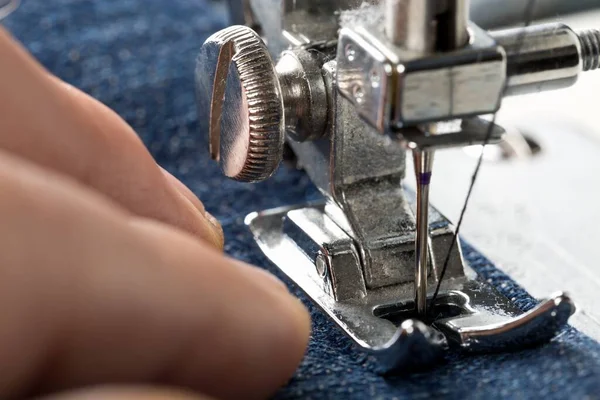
[246,203,575,370]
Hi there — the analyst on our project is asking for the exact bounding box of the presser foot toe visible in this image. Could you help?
[434,291,576,352]
[373,319,448,372]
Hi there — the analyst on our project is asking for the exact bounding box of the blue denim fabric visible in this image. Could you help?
[4,1,600,399]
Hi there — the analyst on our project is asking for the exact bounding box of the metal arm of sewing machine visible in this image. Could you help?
[196,0,600,370]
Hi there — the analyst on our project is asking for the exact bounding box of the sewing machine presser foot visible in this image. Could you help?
[194,0,595,371]
[246,203,575,371]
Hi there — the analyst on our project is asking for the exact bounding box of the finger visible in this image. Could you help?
[0,150,310,400]
[39,386,213,400]
[0,27,223,249]
[161,168,224,250]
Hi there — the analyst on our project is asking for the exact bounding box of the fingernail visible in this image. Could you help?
[173,188,224,250]
[161,168,225,250]
[204,210,222,234]
[193,208,224,250]
[201,211,225,250]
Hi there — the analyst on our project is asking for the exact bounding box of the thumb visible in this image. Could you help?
[38,386,214,400]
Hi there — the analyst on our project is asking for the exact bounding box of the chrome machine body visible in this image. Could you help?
[196,0,600,370]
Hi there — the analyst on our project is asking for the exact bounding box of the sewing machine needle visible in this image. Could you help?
[413,148,434,317]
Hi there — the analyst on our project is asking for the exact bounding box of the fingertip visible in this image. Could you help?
[247,296,310,400]
[202,211,224,250]
[238,269,312,398]
[277,293,312,376]
[233,262,311,370]
[277,295,312,378]
[173,190,224,250]
[160,168,224,250]
[238,262,312,365]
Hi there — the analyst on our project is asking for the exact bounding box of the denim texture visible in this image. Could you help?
[4,1,600,399]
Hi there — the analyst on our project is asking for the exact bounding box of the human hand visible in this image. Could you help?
[0,27,310,400]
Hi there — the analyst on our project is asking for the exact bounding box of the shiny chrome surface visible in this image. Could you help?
[196,26,285,182]
[229,0,600,31]
[424,11,600,341]
[396,118,506,150]
[197,0,600,370]
[492,23,584,96]
[470,0,600,29]
[579,29,600,71]
[384,0,435,52]
[435,291,575,351]
[283,207,366,301]
[338,19,600,131]
[276,50,329,142]
[413,148,434,316]
[337,21,507,130]
[287,61,467,292]
[440,0,471,50]
[246,204,575,369]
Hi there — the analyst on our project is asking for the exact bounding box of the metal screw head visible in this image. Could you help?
[345,44,357,62]
[370,68,381,88]
[196,26,285,182]
[352,84,365,104]
[315,253,330,279]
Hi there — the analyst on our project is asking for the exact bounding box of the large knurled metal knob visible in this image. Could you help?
[196,25,285,182]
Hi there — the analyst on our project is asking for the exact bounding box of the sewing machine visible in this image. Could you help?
[195,0,600,370]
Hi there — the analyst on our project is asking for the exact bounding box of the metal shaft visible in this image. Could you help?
[413,148,434,317]
[485,23,600,99]
[384,0,435,53]
[436,0,471,50]
[492,23,600,96]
